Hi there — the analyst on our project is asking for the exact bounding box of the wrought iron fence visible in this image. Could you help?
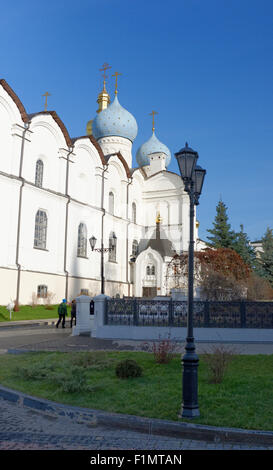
[105,299,273,329]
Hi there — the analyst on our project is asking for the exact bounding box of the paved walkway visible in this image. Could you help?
[1,397,271,451]
[1,321,273,354]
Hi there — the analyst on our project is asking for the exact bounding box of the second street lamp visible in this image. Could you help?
[89,233,117,295]
[175,142,206,418]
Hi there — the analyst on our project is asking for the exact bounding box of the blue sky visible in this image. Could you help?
[1,0,272,241]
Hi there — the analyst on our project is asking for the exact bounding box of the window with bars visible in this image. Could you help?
[132,239,139,256]
[132,202,137,224]
[77,223,87,257]
[34,210,47,249]
[35,159,44,187]
[80,289,89,295]
[146,265,155,276]
[108,232,117,262]
[109,192,114,215]
[37,285,48,298]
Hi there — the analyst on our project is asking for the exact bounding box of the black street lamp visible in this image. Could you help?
[175,142,206,418]
[89,233,117,295]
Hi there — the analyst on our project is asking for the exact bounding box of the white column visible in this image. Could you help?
[72,295,92,336]
[91,294,110,337]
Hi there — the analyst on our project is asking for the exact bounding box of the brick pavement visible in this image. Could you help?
[0,397,271,451]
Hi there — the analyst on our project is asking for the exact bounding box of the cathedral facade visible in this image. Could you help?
[0,76,203,306]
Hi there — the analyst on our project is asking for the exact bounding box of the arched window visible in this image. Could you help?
[34,210,47,249]
[35,159,44,187]
[146,265,155,276]
[132,202,137,224]
[77,223,87,257]
[109,192,114,215]
[132,239,138,256]
[109,232,117,262]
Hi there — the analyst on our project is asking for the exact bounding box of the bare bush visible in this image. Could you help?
[246,273,273,301]
[44,291,55,310]
[31,292,38,308]
[143,335,181,364]
[202,344,236,384]
[200,269,246,301]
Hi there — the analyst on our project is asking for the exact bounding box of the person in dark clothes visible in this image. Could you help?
[90,299,94,315]
[70,299,76,328]
[56,299,67,328]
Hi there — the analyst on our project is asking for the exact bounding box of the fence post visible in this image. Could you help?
[133,298,138,326]
[72,295,92,336]
[91,294,110,337]
[169,298,173,326]
[240,301,246,328]
[204,301,210,327]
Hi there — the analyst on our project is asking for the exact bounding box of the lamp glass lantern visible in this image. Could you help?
[111,233,117,250]
[175,142,199,182]
[194,165,206,198]
[89,236,97,251]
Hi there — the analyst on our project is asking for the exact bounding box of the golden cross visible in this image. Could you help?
[112,71,122,95]
[149,110,158,132]
[42,91,51,111]
[99,62,112,81]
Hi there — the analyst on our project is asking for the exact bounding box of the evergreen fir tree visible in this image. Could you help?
[258,227,273,286]
[207,199,236,248]
[233,224,256,268]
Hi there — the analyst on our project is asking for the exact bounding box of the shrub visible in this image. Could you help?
[246,273,273,300]
[200,269,246,301]
[15,362,54,381]
[143,335,180,364]
[115,359,142,379]
[202,345,235,384]
[44,291,56,310]
[71,351,115,370]
[50,367,91,393]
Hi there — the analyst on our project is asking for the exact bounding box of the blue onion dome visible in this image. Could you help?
[92,95,138,142]
[136,131,171,167]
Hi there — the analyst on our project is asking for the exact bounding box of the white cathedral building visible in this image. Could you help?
[0,75,205,306]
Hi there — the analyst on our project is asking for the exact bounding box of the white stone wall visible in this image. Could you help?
[0,80,197,306]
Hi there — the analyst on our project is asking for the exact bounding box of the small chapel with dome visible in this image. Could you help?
[0,67,204,305]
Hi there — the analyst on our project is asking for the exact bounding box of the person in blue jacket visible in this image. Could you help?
[56,299,67,328]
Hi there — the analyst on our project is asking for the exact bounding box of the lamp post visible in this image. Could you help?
[89,233,117,295]
[175,142,206,418]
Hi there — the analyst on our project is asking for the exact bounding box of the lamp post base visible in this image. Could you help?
[180,339,200,419]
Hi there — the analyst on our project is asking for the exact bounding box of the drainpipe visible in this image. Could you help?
[100,163,108,295]
[126,178,133,296]
[64,146,74,301]
[15,121,30,307]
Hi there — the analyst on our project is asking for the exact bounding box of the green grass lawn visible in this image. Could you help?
[0,351,272,431]
[0,305,71,322]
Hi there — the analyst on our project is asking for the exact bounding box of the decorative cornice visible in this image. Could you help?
[0,78,28,123]
[106,151,131,179]
[28,111,72,148]
[71,135,107,166]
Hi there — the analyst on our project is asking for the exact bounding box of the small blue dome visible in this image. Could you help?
[92,95,138,143]
[136,132,171,167]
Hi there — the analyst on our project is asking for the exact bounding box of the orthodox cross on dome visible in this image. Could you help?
[99,62,111,89]
[112,71,122,95]
[149,110,158,133]
[42,92,51,111]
